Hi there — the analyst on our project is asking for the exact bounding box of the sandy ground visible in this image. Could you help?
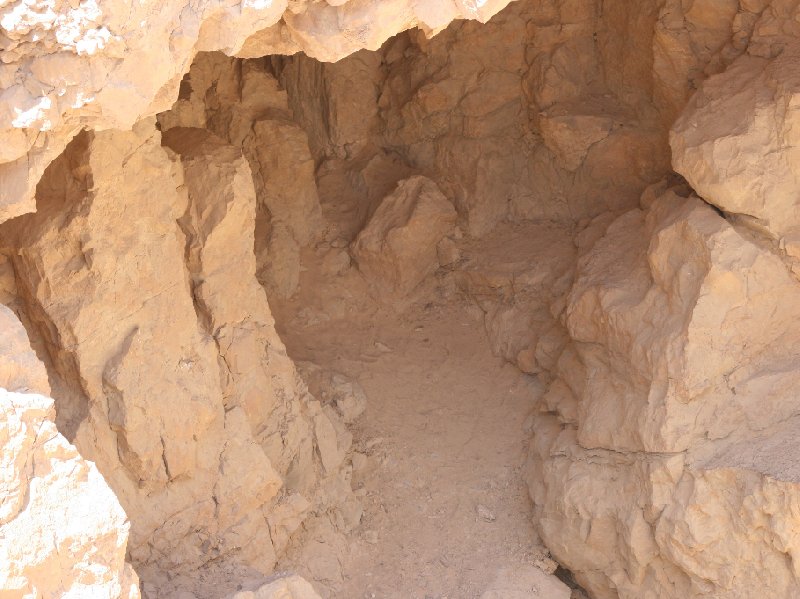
[277,294,556,598]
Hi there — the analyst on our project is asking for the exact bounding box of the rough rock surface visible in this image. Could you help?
[5,0,800,597]
[0,121,358,597]
[351,176,456,295]
[0,311,140,598]
[527,183,800,599]
[158,53,323,299]
[671,43,800,239]
[0,0,515,224]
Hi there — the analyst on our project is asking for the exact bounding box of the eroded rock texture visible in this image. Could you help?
[0,0,513,224]
[0,120,359,597]
[516,7,800,597]
[527,183,800,598]
[4,0,800,597]
[0,308,140,598]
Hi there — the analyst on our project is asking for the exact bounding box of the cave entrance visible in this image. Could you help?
[0,0,669,596]
[149,0,666,591]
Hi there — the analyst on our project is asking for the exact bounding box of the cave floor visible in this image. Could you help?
[276,295,552,598]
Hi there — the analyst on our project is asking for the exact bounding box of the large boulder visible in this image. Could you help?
[351,176,456,296]
[528,185,800,599]
[671,44,800,239]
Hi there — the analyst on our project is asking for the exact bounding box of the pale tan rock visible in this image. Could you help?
[352,176,456,296]
[0,0,519,225]
[0,121,353,596]
[564,191,800,453]
[671,44,800,239]
[528,184,800,599]
[159,55,323,300]
[0,390,140,599]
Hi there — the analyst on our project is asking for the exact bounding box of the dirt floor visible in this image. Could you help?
[276,291,559,598]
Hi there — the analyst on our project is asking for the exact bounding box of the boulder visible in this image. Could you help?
[351,176,456,296]
[671,45,800,239]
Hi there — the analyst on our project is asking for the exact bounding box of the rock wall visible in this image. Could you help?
[522,5,800,598]
[0,121,359,597]
[0,302,140,598]
[527,184,800,598]
[0,0,515,224]
[273,0,671,236]
[4,0,800,597]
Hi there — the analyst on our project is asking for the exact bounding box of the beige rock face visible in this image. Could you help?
[0,0,518,225]
[0,312,139,598]
[276,0,669,236]
[159,53,322,299]
[527,185,800,599]
[6,0,800,597]
[671,44,800,239]
[0,120,357,597]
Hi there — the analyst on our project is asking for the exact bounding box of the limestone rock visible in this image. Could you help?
[0,120,352,596]
[351,176,456,296]
[159,54,323,300]
[528,184,800,598]
[0,390,140,599]
[565,191,800,453]
[671,44,800,239]
[0,0,518,225]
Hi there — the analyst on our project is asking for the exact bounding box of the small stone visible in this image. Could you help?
[477,504,496,522]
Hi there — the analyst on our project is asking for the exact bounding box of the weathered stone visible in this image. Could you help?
[671,44,800,239]
[0,390,140,599]
[528,184,800,599]
[352,176,456,296]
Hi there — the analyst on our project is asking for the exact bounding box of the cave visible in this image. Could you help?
[3,1,800,598]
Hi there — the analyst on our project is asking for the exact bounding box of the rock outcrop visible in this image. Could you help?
[0,308,140,598]
[1,390,142,599]
[5,0,800,597]
[0,0,515,225]
[527,184,800,598]
[0,120,357,597]
[671,43,800,240]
